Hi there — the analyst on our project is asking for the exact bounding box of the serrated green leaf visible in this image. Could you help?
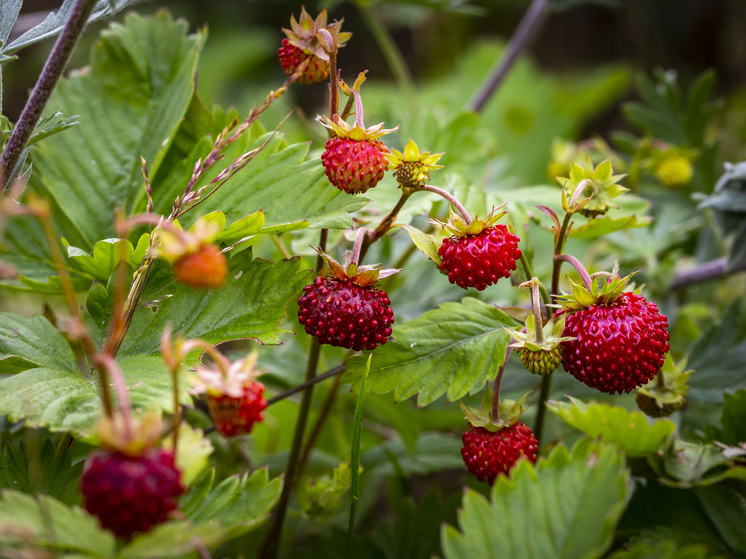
[0,355,190,434]
[88,251,310,357]
[183,467,282,529]
[441,440,631,559]
[694,484,746,555]
[608,530,712,559]
[29,12,204,249]
[117,521,227,559]
[65,234,150,282]
[153,130,368,231]
[656,441,734,486]
[0,490,116,555]
[344,298,519,407]
[0,313,77,373]
[0,439,83,506]
[720,390,746,446]
[547,397,675,457]
[3,0,133,55]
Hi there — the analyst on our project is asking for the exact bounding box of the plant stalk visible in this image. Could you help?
[0,0,98,192]
[421,184,471,222]
[267,364,347,406]
[260,228,328,559]
[468,0,551,113]
[359,190,411,263]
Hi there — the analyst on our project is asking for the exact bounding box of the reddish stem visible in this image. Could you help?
[554,254,594,291]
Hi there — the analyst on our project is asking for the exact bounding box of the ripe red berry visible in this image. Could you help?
[560,292,670,394]
[81,448,184,539]
[207,381,267,437]
[298,276,394,351]
[438,225,521,291]
[320,137,389,195]
[461,423,538,485]
[278,38,330,84]
[173,244,227,289]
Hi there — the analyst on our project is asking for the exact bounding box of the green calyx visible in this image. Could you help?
[318,113,398,142]
[558,266,638,312]
[506,314,574,375]
[432,203,507,238]
[283,7,351,61]
[558,156,627,217]
[386,139,444,189]
[317,248,400,288]
[636,356,693,418]
[459,386,530,431]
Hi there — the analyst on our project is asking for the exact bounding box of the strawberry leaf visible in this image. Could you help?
[0,356,191,435]
[344,298,520,407]
[0,312,77,373]
[547,397,676,457]
[441,440,631,559]
[0,490,116,556]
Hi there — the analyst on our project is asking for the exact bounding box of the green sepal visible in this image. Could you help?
[398,223,443,267]
[558,156,628,216]
[459,386,530,432]
[431,203,508,238]
[558,262,639,311]
[636,356,693,417]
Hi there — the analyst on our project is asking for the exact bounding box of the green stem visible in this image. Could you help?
[536,211,574,445]
[518,251,551,309]
[260,228,328,559]
[358,4,418,117]
[296,372,343,477]
[359,191,411,263]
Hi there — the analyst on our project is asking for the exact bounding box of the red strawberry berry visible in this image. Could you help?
[207,381,267,437]
[560,291,670,394]
[173,244,228,289]
[438,224,521,291]
[278,38,330,84]
[461,423,538,485]
[81,448,184,539]
[298,276,394,351]
[321,137,389,195]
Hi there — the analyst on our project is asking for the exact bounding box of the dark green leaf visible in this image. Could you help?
[30,12,204,249]
[0,439,83,506]
[345,298,519,406]
[441,440,631,559]
[695,484,746,555]
[90,251,311,357]
[720,390,746,446]
[361,433,464,478]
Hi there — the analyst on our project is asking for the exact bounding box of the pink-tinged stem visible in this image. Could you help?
[351,227,366,265]
[421,184,472,223]
[491,345,513,422]
[554,253,594,291]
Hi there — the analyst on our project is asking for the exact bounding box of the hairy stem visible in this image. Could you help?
[529,279,544,344]
[359,190,412,263]
[1,0,98,191]
[421,184,471,223]
[351,227,366,266]
[468,0,551,113]
[550,213,573,301]
[554,254,594,291]
[491,347,512,422]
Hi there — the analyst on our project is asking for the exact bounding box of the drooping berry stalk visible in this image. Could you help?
[419,184,472,223]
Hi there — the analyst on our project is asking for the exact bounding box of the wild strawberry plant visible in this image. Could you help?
[0,2,744,558]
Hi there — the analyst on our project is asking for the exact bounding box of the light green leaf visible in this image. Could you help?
[88,251,311,357]
[30,11,204,249]
[0,313,77,373]
[0,489,116,556]
[398,223,442,266]
[65,234,150,282]
[118,521,227,559]
[162,423,213,487]
[0,355,190,434]
[547,397,675,457]
[344,298,519,406]
[441,440,631,559]
[181,467,282,529]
